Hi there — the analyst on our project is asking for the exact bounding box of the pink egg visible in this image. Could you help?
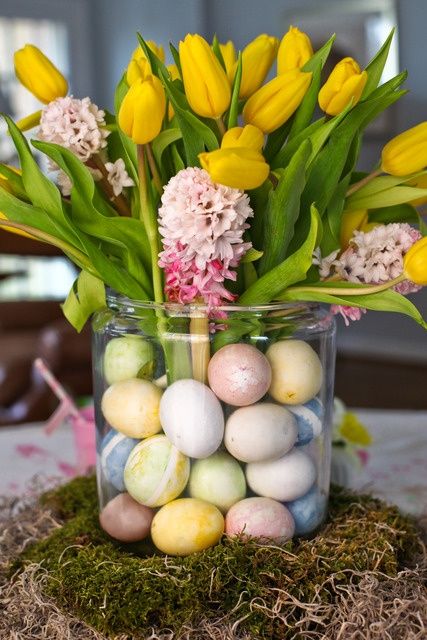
[208,344,272,406]
[99,493,154,542]
[225,497,295,543]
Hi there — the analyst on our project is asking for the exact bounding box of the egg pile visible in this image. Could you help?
[98,336,327,556]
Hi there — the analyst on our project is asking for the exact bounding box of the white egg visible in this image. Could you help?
[224,403,297,463]
[266,340,323,405]
[246,448,316,502]
[160,379,224,458]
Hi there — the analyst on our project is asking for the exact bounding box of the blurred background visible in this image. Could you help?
[0,0,426,424]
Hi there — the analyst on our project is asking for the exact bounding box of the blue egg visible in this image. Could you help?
[101,429,139,491]
[286,487,327,535]
[288,397,324,446]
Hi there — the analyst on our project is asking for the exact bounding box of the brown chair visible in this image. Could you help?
[0,233,92,425]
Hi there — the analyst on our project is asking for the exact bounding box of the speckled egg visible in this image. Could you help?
[288,398,324,446]
[99,493,154,542]
[160,379,224,459]
[100,429,139,491]
[189,452,246,512]
[103,336,153,385]
[246,448,316,502]
[225,497,295,543]
[266,340,323,405]
[286,487,327,536]
[151,498,224,556]
[224,403,297,463]
[207,344,271,406]
[101,378,162,438]
[124,435,190,507]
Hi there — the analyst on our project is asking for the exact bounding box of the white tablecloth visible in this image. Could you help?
[1,410,426,516]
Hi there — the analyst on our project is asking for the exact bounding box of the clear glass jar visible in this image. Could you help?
[92,292,336,556]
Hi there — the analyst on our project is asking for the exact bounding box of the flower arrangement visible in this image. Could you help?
[1,28,427,332]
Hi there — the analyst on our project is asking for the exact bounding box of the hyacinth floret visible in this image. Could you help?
[158,167,253,306]
[38,96,109,162]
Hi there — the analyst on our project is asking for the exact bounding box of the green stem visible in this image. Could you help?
[137,144,164,304]
[346,168,382,198]
[145,143,163,195]
[284,274,405,298]
[216,117,226,139]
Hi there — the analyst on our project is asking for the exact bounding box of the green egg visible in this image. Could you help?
[103,336,154,385]
[189,452,246,513]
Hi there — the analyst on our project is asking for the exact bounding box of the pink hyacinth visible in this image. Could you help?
[331,305,367,326]
[158,167,253,306]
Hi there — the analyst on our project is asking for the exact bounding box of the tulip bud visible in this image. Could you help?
[219,41,236,84]
[221,125,264,152]
[179,34,231,119]
[199,147,270,190]
[403,236,427,285]
[243,68,312,134]
[408,173,427,206]
[14,44,68,104]
[318,57,367,116]
[277,26,313,74]
[340,209,368,248]
[238,34,279,98]
[131,41,165,64]
[118,76,166,144]
[381,122,427,177]
[126,41,165,85]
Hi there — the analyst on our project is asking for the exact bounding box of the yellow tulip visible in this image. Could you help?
[14,44,68,104]
[166,64,181,120]
[126,41,165,85]
[221,125,264,152]
[277,26,313,74]
[381,122,427,177]
[238,34,279,98]
[199,147,269,190]
[403,236,427,285]
[131,41,165,64]
[340,209,368,247]
[243,68,312,134]
[118,76,166,144]
[219,41,236,84]
[318,57,367,116]
[179,34,231,119]
[408,173,427,206]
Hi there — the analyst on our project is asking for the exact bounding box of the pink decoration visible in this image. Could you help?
[331,305,367,326]
[158,167,253,305]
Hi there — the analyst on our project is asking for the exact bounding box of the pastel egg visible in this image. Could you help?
[160,379,224,458]
[124,435,190,507]
[103,336,154,385]
[101,378,162,438]
[224,403,297,463]
[266,340,323,405]
[286,487,327,536]
[225,497,295,543]
[288,398,324,446]
[207,344,271,406]
[246,448,316,502]
[189,452,246,513]
[99,493,154,542]
[151,498,224,556]
[100,429,139,491]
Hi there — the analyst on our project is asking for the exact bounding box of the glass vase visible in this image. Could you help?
[92,292,336,556]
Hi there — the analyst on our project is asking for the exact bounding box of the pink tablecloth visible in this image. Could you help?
[0,409,426,516]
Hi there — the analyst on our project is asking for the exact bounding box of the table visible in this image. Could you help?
[1,410,426,516]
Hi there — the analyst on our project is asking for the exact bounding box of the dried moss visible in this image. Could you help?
[11,476,423,639]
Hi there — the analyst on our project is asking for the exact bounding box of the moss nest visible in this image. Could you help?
[1,476,426,639]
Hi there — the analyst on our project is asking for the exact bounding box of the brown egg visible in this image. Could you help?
[208,344,271,406]
[99,493,154,542]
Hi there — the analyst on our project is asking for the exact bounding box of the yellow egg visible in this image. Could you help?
[151,498,224,556]
[266,340,323,405]
[101,378,162,438]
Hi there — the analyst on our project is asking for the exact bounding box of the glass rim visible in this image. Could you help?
[106,290,320,316]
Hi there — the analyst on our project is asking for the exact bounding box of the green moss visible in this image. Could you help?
[13,477,422,639]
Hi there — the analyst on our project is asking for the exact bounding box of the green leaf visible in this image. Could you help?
[212,35,226,70]
[264,120,293,163]
[369,203,419,224]
[0,164,27,199]
[241,247,263,263]
[303,33,336,72]
[227,52,242,129]
[169,43,182,76]
[288,65,321,140]
[171,144,185,172]
[152,128,182,166]
[239,204,319,304]
[62,271,106,332]
[346,185,427,210]
[137,33,169,79]
[259,140,311,275]
[362,28,395,98]
[321,174,352,255]
[307,104,352,163]
[278,284,427,330]
[270,119,325,170]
